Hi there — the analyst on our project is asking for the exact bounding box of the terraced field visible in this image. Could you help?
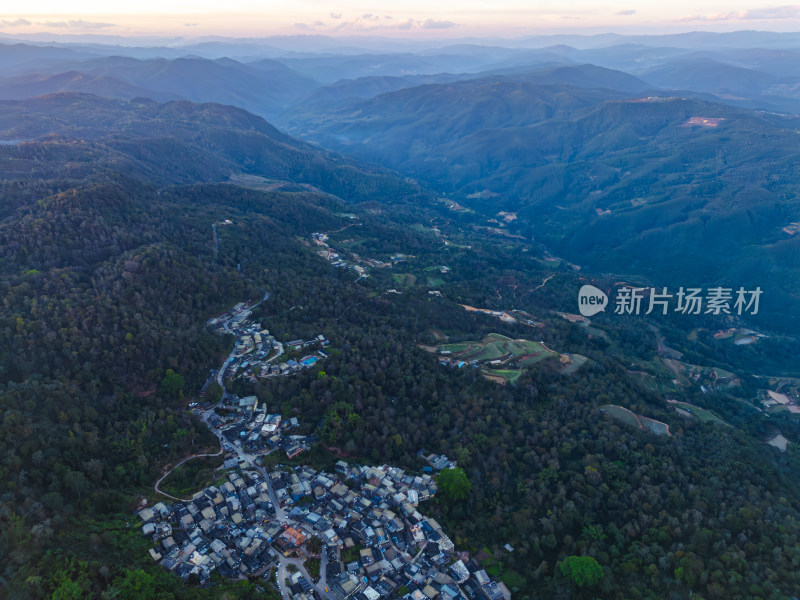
[669,400,730,426]
[481,369,522,385]
[438,334,556,364]
[601,404,672,436]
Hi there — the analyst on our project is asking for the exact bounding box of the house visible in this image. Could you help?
[138,507,156,523]
[474,570,490,586]
[286,442,307,460]
[423,585,439,599]
[280,526,307,547]
[482,582,504,600]
[363,587,381,600]
[359,548,375,566]
[449,560,469,584]
[333,573,362,600]
[238,396,258,411]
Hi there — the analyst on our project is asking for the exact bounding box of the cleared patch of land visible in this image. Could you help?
[392,273,417,287]
[601,404,671,436]
[481,369,522,385]
[437,334,556,364]
[158,454,226,499]
[668,400,729,426]
[427,333,565,384]
[560,353,588,375]
[431,329,447,342]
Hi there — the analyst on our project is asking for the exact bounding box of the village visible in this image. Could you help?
[312,232,403,280]
[143,294,509,600]
[140,457,508,600]
[207,300,330,384]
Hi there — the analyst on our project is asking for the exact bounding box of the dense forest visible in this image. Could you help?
[1,94,800,599]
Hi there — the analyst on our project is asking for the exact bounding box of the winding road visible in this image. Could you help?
[154,445,224,502]
[155,289,342,597]
[155,290,270,502]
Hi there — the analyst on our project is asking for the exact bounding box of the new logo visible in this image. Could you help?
[578,285,608,317]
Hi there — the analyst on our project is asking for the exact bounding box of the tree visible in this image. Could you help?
[437,467,471,502]
[103,569,167,600]
[306,536,323,554]
[559,556,604,588]
[205,382,223,404]
[160,369,185,399]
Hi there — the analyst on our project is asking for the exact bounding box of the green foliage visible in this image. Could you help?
[281,78,800,334]
[158,454,224,499]
[204,381,224,404]
[306,537,322,554]
[559,555,604,588]
[161,369,186,399]
[1,92,800,600]
[437,467,471,502]
[305,558,321,580]
[320,402,362,445]
[104,569,169,600]
[581,524,607,541]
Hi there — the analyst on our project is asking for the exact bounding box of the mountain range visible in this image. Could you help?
[2,31,800,596]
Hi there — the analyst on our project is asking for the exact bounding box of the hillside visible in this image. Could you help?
[0,48,319,118]
[0,70,182,102]
[2,94,800,600]
[278,77,800,333]
[0,93,428,204]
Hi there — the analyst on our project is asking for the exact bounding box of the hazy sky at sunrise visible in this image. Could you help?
[3,1,800,37]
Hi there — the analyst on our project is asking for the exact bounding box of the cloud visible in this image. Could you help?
[333,16,458,32]
[616,10,636,16]
[744,5,800,18]
[421,18,457,29]
[1,18,31,27]
[330,12,342,19]
[678,5,800,22]
[38,19,115,29]
[294,21,326,30]
[184,23,198,27]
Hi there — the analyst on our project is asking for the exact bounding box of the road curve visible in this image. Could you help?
[154,445,224,502]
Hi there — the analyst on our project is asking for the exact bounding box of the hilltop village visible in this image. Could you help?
[208,300,329,384]
[141,296,509,600]
[141,459,507,600]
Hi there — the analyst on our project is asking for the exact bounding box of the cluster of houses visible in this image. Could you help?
[437,357,478,370]
[139,470,282,582]
[312,232,393,280]
[210,301,329,383]
[140,460,507,600]
[220,397,313,460]
[418,452,454,472]
[762,388,800,414]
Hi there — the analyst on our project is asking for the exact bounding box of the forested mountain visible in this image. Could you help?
[0,93,427,203]
[278,74,800,334]
[0,50,318,118]
[0,70,183,102]
[0,93,432,599]
[1,93,800,600]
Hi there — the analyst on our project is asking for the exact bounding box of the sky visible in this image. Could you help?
[3,1,800,38]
